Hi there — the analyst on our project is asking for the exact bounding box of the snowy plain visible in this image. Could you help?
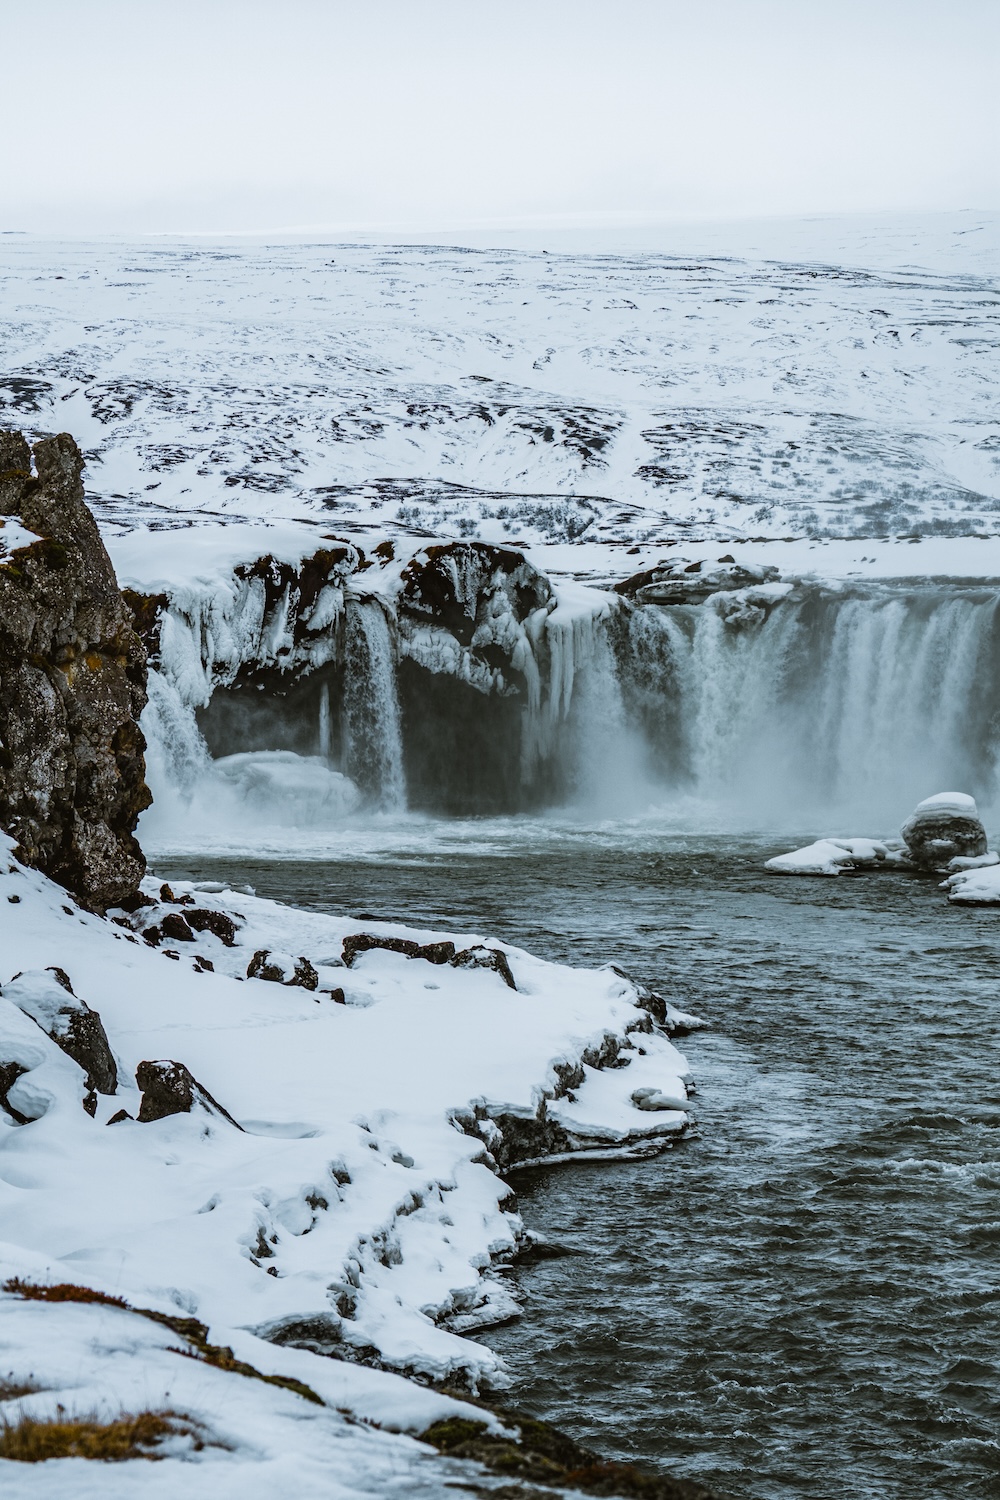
[2,210,999,562]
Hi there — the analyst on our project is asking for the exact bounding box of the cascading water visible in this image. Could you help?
[622,585,1000,825]
[341,595,407,812]
[138,574,1000,834]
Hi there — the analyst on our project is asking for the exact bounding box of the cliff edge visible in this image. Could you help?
[0,431,150,909]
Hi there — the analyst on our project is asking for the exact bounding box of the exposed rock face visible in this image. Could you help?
[342,932,517,988]
[4,967,117,1103]
[0,431,151,910]
[900,792,988,867]
[247,949,319,990]
[615,555,780,604]
[135,1059,241,1127]
[399,541,552,656]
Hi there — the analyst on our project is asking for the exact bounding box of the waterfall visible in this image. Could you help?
[341,596,407,811]
[318,681,332,760]
[621,587,1000,825]
[138,573,1000,832]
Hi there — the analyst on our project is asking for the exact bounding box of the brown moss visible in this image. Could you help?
[3,1280,322,1407]
[0,1408,197,1462]
[0,1375,42,1400]
[3,1278,129,1309]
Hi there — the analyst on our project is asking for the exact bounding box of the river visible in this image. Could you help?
[156,822,1000,1500]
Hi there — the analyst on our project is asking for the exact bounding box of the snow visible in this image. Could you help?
[0,831,692,1493]
[765,837,899,876]
[942,863,1000,904]
[3,213,1000,559]
[907,791,979,819]
[0,517,40,560]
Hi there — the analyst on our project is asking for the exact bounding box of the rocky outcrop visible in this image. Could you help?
[135,1059,241,1127]
[399,541,551,654]
[615,554,780,604]
[0,431,150,909]
[3,968,117,1110]
[342,932,517,988]
[246,949,319,990]
[901,792,988,867]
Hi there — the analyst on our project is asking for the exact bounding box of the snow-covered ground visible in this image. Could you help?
[0,832,692,1493]
[2,211,999,556]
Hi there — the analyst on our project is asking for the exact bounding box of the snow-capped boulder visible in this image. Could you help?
[0,430,150,910]
[135,1058,242,1127]
[900,792,987,867]
[615,555,781,605]
[247,949,319,990]
[0,992,94,1122]
[3,967,117,1099]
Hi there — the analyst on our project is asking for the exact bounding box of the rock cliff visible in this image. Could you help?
[0,431,150,910]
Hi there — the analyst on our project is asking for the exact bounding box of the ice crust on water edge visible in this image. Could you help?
[0,831,692,1492]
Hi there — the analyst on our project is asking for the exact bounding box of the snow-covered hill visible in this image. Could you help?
[2,213,998,548]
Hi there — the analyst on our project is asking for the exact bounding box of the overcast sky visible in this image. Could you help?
[3,0,999,235]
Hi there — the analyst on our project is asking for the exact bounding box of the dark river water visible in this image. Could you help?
[156,829,1000,1500]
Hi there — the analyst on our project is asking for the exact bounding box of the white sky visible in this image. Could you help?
[3,0,999,234]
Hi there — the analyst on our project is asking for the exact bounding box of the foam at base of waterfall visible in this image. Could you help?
[141,750,362,843]
[214,752,362,819]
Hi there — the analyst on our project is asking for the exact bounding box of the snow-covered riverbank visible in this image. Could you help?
[0,830,694,1494]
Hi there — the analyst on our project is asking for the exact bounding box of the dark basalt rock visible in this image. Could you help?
[451,944,517,989]
[185,908,238,946]
[0,1061,30,1125]
[247,949,319,990]
[399,541,551,647]
[615,555,780,605]
[342,933,422,965]
[3,967,117,1098]
[342,932,516,988]
[900,793,988,867]
[0,431,151,910]
[135,1058,242,1128]
[420,1407,720,1499]
[160,911,195,942]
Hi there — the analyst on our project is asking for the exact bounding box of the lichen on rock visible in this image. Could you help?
[0,430,151,910]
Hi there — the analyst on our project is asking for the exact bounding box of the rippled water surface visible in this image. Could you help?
[157,828,1000,1500]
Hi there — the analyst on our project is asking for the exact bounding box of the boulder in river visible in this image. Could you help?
[900,792,988,868]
